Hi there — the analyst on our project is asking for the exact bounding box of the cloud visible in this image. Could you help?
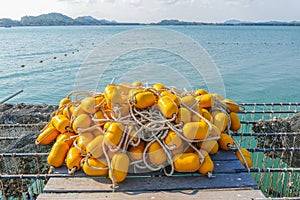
[224,0,255,6]
[57,0,91,3]
[127,0,142,6]
[51,0,300,23]
[57,0,115,3]
[157,0,180,5]
[102,0,116,3]
[156,0,199,6]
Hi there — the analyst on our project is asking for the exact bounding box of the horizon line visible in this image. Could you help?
[1,12,300,24]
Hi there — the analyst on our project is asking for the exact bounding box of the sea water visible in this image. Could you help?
[0,25,299,105]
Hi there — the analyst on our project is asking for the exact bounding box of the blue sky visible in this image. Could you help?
[1,0,300,22]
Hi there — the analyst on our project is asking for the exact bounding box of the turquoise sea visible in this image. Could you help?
[0,25,299,105]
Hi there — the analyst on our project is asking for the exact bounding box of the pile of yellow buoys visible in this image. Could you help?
[36,82,252,186]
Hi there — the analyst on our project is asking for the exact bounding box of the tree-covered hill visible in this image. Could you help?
[0,13,299,27]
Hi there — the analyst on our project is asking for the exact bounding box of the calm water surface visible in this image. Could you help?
[0,25,299,104]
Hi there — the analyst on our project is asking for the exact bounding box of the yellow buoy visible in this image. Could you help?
[180,95,196,107]
[69,105,75,116]
[176,107,191,124]
[212,111,228,132]
[152,83,165,90]
[199,140,219,155]
[133,91,156,109]
[104,122,124,147]
[103,122,112,131]
[55,108,64,117]
[148,141,167,165]
[218,133,234,150]
[223,99,240,113]
[72,105,87,117]
[210,124,221,137]
[104,108,112,119]
[59,98,71,108]
[104,84,124,109]
[129,141,145,161]
[83,157,108,176]
[158,96,178,119]
[47,141,69,168]
[132,81,143,87]
[190,104,203,122]
[36,124,59,145]
[199,150,214,175]
[201,108,213,122]
[86,135,105,158]
[94,95,104,107]
[235,148,253,168]
[76,132,95,153]
[164,130,182,149]
[160,91,180,106]
[118,83,132,95]
[72,114,92,132]
[56,132,75,147]
[62,105,73,119]
[229,112,241,131]
[200,149,208,157]
[80,97,96,114]
[183,121,209,140]
[51,115,70,133]
[109,152,130,183]
[194,89,208,96]
[94,110,106,125]
[128,88,143,99]
[66,147,82,171]
[171,143,184,156]
[173,153,200,172]
[196,94,215,108]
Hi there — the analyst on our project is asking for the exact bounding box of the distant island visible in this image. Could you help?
[1,13,300,27]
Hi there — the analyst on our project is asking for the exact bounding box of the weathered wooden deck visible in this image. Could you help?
[37,151,265,199]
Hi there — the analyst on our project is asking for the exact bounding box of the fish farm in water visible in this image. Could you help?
[0,99,299,199]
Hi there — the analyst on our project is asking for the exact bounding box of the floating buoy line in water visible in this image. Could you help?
[19,49,78,68]
[18,41,296,67]
[19,41,95,68]
[36,82,252,188]
[206,41,296,45]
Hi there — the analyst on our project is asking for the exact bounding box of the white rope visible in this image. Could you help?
[44,84,251,188]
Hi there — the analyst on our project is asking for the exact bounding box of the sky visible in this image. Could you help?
[0,0,299,23]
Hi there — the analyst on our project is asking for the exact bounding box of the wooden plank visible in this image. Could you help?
[53,150,244,176]
[211,150,238,161]
[54,159,243,177]
[43,150,257,196]
[38,189,265,200]
[43,173,258,193]
[213,160,244,174]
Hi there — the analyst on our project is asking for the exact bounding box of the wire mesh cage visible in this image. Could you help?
[0,124,50,199]
[0,103,299,199]
[235,103,300,198]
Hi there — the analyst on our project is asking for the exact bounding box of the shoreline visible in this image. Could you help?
[1,12,300,27]
[2,24,300,28]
